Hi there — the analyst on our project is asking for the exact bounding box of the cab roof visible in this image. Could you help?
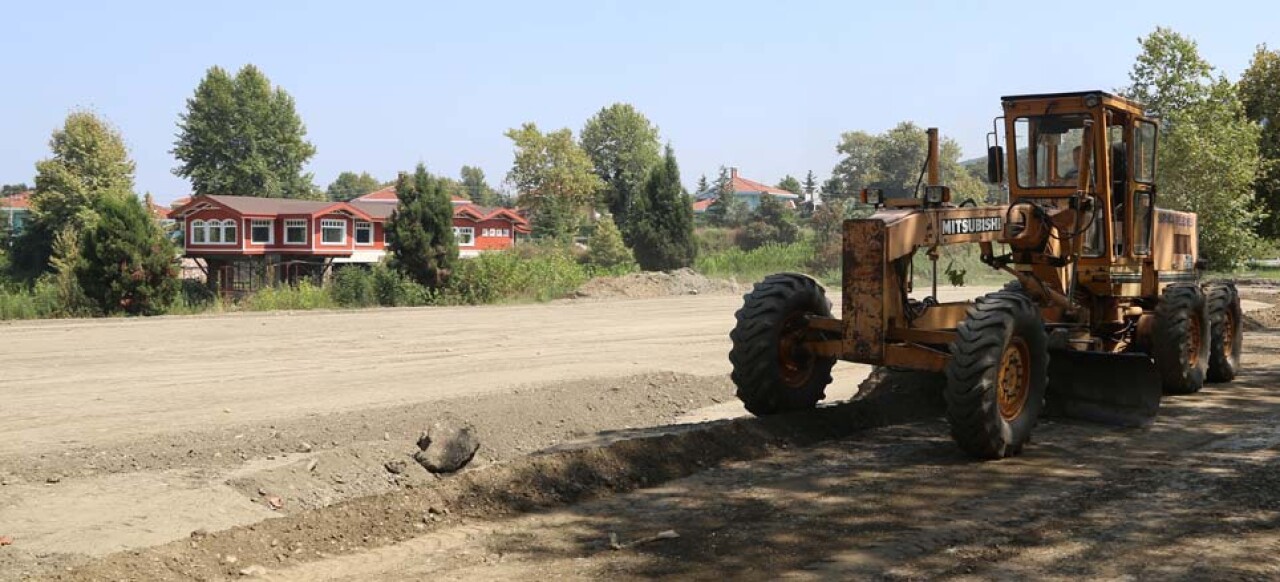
[1000,90,1145,110]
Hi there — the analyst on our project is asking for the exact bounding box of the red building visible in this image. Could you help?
[169,190,528,293]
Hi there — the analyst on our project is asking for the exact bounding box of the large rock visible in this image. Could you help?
[414,422,480,473]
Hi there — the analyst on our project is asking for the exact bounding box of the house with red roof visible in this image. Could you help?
[1,191,33,237]
[168,188,529,293]
[691,168,800,214]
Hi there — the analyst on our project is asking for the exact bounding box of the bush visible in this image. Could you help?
[696,241,819,283]
[329,266,378,308]
[330,263,433,308]
[695,227,738,255]
[584,215,635,269]
[78,195,180,315]
[444,245,590,304]
[243,281,335,311]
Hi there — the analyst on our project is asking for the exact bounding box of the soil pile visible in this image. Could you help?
[572,268,740,300]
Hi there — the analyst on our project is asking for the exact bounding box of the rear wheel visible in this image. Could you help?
[1203,281,1243,382]
[730,273,836,416]
[1153,285,1210,394]
[944,291,1048,459]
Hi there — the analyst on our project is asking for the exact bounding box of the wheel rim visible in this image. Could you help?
[997,337,1031,421]
[1188,312,1202,367]
[777,313,814,388]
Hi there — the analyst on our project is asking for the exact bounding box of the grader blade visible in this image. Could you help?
[1044,350,1162,427]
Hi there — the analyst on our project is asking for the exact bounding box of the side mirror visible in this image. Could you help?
[987,146,1005,184]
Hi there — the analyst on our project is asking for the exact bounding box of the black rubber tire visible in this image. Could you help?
[1152,285,1211,395]
[729,273,836,416]
[1203,281,1243,383]
[944,291,1049,459]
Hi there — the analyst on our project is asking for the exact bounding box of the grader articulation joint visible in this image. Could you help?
[729,91,1244,459]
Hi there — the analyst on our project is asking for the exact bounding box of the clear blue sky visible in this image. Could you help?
[2,1,1276,204]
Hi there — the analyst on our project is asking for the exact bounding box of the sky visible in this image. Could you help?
[2,1,1278,204]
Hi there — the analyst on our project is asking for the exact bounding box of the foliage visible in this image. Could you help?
[1124,28,1262,269]
[628,146,697,271]
[808,199,847,273]
[172,64,317,199]
[326,171,382,201]
[776,175,802,195]
[11,111,136,280]
[460,165,500,207]
[442,244,591,305]
[802,171,818,200]
[1,183,29,196]
[820,174,847,204]
[505,123,601,240]
[580,103,661,229]
[387,165,457,288]
[694,227,738,255]
[696,241,821,284]
[242,281,335,311]
[696,175,709,195]
[737,194,799,251]
[329,262,432,308]
[1239,44,1280,237]
[77,194,180,315]
[830,122,985,204]
[46,226,93,316]
[585,214,635,269]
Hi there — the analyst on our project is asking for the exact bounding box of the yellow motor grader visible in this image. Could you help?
[729,91,1244,459]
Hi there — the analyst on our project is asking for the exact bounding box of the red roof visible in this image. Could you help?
[356,186,469,205]
[730,173,799,198]
[170,195,375,221]
[692,198,716,212]
[0,191,32,210]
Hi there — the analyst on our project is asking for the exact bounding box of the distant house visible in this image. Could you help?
[1,191,32,237]
[692,168,800,214]
[168,189,530,294]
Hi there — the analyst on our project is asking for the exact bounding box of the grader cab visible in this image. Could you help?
[729,91,1244,459]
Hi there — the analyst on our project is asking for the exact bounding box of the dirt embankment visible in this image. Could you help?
[571,268,742,300]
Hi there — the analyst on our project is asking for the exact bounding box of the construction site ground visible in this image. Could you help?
[2,282,1279,580]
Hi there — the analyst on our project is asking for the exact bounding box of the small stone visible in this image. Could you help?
[383,432,391,441]
[306,460,318,473]
[238,565,267,577]
[190,529,209,539]
[0,535,13,546]
[223,554,238,564]
[298,442,312,453]
[266,496,284,510]
[46,475,61,484]
[258,488,268,496]
[384,460,408,475]
[223,408,232,413]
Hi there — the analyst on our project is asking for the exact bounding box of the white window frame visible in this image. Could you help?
[454,226,475,247]
[283,219,307,245]
[190,220,207,244]
[354,221,373,246]
[249,219,273,245]
[320,219,346,245]
[220,219,237,244]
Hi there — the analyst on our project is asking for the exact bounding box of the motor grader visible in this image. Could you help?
[729,90,1244,459]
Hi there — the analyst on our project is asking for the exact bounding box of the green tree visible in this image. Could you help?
[738,194,799,251]
[11,111,136,280]
[831,122,984,203]
[387,165,457,288]
[629,146,696,271]
[802,170,818,201]
[460,165,499,206]
[77,194,179,315]
[776,175,803,196]
[173,64,318,199]
[1239,44,1280,237]
[585,214,635,269]
[820,175,847,203]
[326,171,382,201]
[809,199,847,272]
[580,103,661,228]
[1124,28,1261,269]
[1,183,29,196]
[505,123,602,240]
[696,174,710,195]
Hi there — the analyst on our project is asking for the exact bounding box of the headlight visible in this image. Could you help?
[924,185,951,205]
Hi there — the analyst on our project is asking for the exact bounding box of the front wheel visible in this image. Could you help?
[1153,284,1210,394]
[729,273,836,416]
[944,291,1049,459]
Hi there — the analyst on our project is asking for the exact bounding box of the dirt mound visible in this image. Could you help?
[572,268,740,300]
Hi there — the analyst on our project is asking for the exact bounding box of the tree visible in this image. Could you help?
[830,122,985,204]
[1124,28,1261,269]
[173,64,318,199]
[1,183,29,196]
[585,214,635,269]
[820,175,847,203]
[776,175,803,196]
[386,165,457,288]
[460,165,499,206]
[696,174,710,195]
[738,194,799,251]
[803,171,818,202]
[326,171,382,201]
[1239,44,1280,237]
[11,111,135,280]
[580,103,662,229]
[629,146,696,271]
[505,123,602,240]
[77,194,179,315]
[809,199,847,272]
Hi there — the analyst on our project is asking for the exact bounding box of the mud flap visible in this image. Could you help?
[1044,350,1162,427]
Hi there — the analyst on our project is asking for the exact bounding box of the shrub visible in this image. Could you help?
[329,266,378,308]
[696,241,818,283]
[243,281,335,311]
[584,215,635,269]
[694,227,737,255]
[78,194,180,315]
[444,245,589,304]
[330,263,432,308]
